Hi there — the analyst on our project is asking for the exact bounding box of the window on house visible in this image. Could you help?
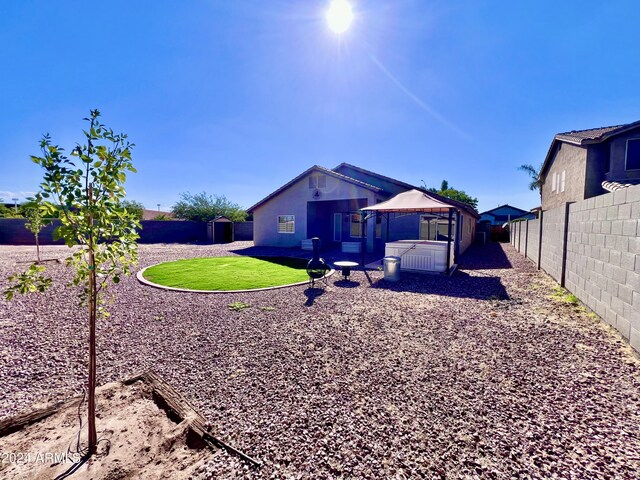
[551,172,557,192]
[468,217,472,234]
[560,170,566,192]
[626,139,640,170]
[277,215,295,233]
[350,213,365,237]
[308,174,327,189]
[420,216,455,241]
[375,215,382,238]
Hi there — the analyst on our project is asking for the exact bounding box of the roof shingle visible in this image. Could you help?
[555,125,626,144]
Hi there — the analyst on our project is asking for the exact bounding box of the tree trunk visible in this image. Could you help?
[87,183,97,455]
[35,233,40,263]
[87,249,97,454]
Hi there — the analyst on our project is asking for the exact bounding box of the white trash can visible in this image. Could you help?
[383,256,401,281]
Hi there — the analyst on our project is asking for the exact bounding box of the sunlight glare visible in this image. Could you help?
[326,0,354,34]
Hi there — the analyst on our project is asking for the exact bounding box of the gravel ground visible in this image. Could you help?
[1,242,639,479]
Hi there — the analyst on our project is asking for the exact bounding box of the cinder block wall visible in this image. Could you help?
[565,187,639,349]
[511,184,640,352]
[233,222,254,241]
[0,219,209,244]
[540,205,567,284]
[0,219,64,245]
[526,219,540,264]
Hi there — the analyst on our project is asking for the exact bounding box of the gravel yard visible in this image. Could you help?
[1,242,639,478]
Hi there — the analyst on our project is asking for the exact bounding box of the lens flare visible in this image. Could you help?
[326,0,354,34]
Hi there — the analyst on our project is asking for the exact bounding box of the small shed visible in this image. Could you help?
[207,216,234,244]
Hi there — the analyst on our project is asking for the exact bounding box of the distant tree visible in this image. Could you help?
[120,199,145,220]
[152,213,172,220]
[519,164,543,197]
[4,110,139,456]
[172,192,247,222]
[0,198,22,218]
[23,197,48,263]
[423,179,478,210]
[0,202,13,217]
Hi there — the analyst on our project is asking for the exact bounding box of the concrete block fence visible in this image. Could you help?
[511,184,640,353]
[0,219,253,245]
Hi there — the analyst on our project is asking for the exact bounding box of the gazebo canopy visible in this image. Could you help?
[361,189,456,214]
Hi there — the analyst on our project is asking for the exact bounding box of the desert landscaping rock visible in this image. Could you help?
[1,242,639,478]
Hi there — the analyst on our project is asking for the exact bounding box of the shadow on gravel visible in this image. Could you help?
[371,271,509,300]
[304,287,325,306]
[459,243,513,270]
[333,279,360,288]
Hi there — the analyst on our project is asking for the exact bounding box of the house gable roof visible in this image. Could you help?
[332,163,419,192]
[248,163,479,219]
[246,165,383,213]
[479,204,530,216]
[540,120,640,178]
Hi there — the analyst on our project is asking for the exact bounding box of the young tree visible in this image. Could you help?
[4,110,139,456]
[172,191,247,222]
[23,197,48,263]
[519,163,543,198]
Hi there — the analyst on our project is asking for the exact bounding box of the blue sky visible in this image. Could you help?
[1,0,639,213]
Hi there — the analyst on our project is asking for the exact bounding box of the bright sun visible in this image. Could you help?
[326,0,354,34]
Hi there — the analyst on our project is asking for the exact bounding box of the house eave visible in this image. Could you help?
[246,165,383,214]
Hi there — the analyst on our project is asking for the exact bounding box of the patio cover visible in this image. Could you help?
[360,189,455,214]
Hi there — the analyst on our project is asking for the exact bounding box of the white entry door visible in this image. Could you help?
[333,213,342,242]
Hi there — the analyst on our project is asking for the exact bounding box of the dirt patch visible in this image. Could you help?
[0,381,212,479]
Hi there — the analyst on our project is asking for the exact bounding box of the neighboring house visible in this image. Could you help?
[479,205,536,225]
[142,209,174,220]
[539,120,640,210]
[247,163,479,254]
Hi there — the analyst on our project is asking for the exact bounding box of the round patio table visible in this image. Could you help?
[334,261,359,280]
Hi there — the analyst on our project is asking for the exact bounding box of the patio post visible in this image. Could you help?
[386,212,390,242]
[360,210,365,267]
[446,208,453,275]
[454,209,461,264]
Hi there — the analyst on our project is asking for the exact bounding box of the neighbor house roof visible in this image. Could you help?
[540,120,640,178]
[142,209,174,220]
[479,204,530,216]
[247,165,383,213]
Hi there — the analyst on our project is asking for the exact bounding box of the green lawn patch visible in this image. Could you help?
[142,256,310,291]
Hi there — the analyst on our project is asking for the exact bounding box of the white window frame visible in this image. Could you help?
[308,174,327,189]
[551,172,557,192]
[625,138,640,171]
[277,215,295,234]
[350,213,364,238]
[560,170,566,192]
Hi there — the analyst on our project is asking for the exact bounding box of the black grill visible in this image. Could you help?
[306,237,329,286]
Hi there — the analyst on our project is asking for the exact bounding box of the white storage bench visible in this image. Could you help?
[341,242,361,253]
[301,239,320,250]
